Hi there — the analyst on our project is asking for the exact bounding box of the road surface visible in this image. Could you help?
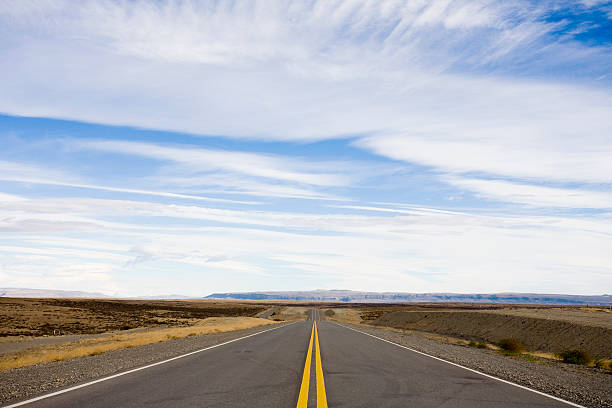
[4,309,581,408]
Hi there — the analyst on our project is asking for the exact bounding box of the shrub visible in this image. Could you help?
[498,338,524,353]
[476,342,488,349]
[468,341,477,347]
[594,359,611,370]
[557,349,592,365]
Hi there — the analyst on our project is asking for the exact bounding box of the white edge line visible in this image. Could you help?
[333,322,585,408]
[3,321,298,408]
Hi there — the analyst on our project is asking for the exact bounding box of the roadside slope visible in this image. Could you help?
[371,310,611,358]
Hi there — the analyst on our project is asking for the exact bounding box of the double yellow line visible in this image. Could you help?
[296,321,327,408]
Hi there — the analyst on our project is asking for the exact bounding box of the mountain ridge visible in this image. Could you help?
[204,290,612,305]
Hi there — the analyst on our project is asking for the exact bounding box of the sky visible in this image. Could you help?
[1,0,611,297]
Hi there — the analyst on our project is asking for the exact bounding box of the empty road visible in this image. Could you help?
[4,310,581,408]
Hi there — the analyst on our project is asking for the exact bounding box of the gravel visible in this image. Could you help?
[338,322,612,408]
[0,322,292,405]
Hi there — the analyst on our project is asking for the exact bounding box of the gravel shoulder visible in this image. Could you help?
[0,322,293,405]
[337,322,611,408]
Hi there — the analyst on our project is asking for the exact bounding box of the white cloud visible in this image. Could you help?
[159,175,345,201]
[72,139,351,187]
[2,193,611,294]
[0,160,259,204]
[1,1,610,187]
[0,160,76,184]
[446,177,612,209]
[0,192,25,202]
[354,76,612,183]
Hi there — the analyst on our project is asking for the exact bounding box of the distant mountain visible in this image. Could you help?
[0,287,109,298]
[205,290,612,305]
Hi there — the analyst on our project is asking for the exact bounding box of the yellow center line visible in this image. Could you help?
[314,321,328,408]
[296,322,315,408]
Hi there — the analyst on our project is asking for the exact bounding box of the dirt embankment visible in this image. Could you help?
[371,310,611,358]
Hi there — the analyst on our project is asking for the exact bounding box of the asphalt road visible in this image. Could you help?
[5,310,580,408]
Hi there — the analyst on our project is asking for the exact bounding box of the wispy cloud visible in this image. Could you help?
[2,193,611,295]
[2,1,610,189]
[72,139,352,186]
[446,177,612,209]
[0,159,259,205]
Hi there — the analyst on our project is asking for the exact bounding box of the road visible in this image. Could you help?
[4,309,580,408]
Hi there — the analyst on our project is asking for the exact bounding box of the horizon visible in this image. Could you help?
[1,1,611,297]
[2,287,611,300]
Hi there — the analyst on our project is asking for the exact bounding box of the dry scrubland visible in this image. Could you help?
[0,298,290,371]
[2,297,609,372]
[268,306,311,321]
[0,317,277,371]
[0,298,267,336]
[325,304,612,368]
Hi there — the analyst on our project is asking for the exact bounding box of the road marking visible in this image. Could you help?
[296,322,315,408]
[334,322,585,408]
[314,321,328,408]
[2,322,298,408]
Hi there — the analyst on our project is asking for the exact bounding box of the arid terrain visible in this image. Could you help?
[0,298,268,337]
[324,303,612,364]
[0,300,610,407]
[0,298,285,371]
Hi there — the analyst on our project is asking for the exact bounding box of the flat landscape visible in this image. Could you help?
[0,298,268,337]
[0,299,610,407]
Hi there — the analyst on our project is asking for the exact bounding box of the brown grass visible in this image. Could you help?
[323,308,362,324]
[0,317,277,371]
[0,298,267,337]
[270,306,310,321]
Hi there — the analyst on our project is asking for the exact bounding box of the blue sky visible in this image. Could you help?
[1,0,611,296]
